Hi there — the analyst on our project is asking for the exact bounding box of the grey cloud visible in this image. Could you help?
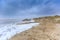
[0,0,60,19]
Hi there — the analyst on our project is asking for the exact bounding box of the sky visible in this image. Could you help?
[0,0,60,19]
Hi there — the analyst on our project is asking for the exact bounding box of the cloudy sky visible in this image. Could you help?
[0,0,60,19]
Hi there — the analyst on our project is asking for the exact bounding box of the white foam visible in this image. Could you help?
[0,23,39,40]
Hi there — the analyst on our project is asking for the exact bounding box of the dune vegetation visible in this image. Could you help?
[10,15,60,40]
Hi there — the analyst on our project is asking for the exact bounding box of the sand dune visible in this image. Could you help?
[10,15,60,40]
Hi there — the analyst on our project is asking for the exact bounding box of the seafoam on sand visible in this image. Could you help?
[0,20,39,40]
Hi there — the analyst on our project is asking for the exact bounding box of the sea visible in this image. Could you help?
[0,19,39,40]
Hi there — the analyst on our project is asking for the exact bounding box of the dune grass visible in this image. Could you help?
[10,15,60,40]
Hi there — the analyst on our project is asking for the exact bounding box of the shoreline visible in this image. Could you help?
[0,20,39,40]
[10,15,60,40]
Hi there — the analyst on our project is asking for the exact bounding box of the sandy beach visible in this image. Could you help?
[10,16,60,40]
